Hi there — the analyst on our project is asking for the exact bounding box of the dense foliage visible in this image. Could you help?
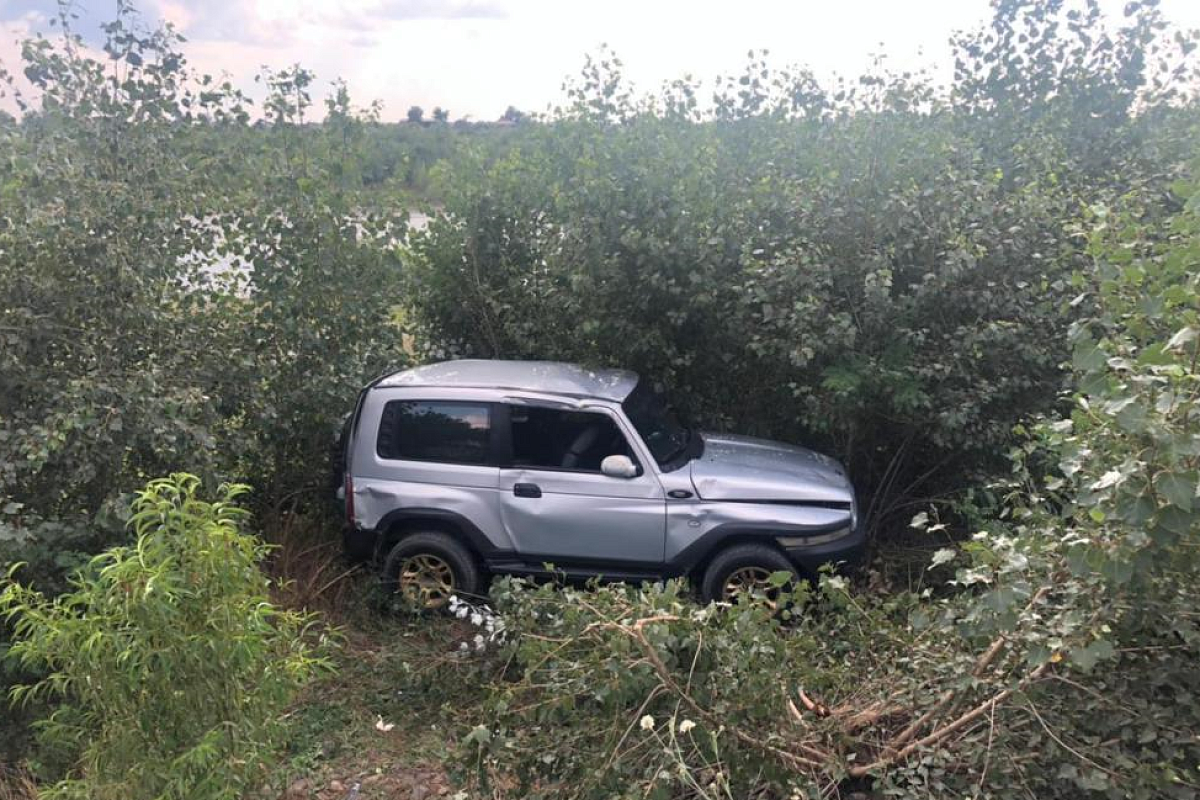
[0,8,408,591]
[0,474,331,799]
[407,2,1199,531]
[0,5,411,765]
[0,0,1199,796]
[458,162,1200,798]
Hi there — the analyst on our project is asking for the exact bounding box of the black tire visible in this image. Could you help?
[382,531,483,611]
[699,543,800,607]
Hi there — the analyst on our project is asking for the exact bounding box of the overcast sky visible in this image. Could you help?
[3,0,1200,121]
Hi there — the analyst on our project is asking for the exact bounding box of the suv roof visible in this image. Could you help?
[375,359,640,402]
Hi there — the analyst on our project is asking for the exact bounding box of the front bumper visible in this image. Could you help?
[780,523,866,574]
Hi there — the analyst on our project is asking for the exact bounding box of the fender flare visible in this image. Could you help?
[373,507,512,560]
[666,519,853,577]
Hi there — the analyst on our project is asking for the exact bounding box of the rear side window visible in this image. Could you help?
[376,401,492,464]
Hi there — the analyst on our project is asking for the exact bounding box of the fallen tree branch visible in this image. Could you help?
[883,584,1053,755]
[849,661,1053,777]
[601,588,1061,782]
[797,688,831,717]
[616,616,832,770]
[837,699,910,734]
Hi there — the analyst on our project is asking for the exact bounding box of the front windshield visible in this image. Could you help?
[622,380,692,468]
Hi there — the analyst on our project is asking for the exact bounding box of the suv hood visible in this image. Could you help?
[689,433,853,504]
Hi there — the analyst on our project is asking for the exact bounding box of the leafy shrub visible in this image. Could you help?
[462,577,914,799]
[456,153,1200,800]
[0,8,406,526]
[407,1,1200,533]
[0,474,333,800]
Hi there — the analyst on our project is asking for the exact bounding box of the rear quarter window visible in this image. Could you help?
[376,400,492,464]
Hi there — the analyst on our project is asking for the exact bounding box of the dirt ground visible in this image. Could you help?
[267,582,485,800]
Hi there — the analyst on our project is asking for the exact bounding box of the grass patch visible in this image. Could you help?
[266,573,493,799]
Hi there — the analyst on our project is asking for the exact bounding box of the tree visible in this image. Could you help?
[406,104,424,123]
[500,105,527,123]
[459,157,1200,800]
[432,106,449,122]
[0,5,407,579]
[405,0,1200,538]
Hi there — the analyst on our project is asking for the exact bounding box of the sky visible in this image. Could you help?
[2,0,1200,121]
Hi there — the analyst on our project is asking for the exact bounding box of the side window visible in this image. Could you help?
[509,406,637,473]
[377,401,492,464]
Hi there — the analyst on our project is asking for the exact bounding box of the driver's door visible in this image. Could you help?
[497,403,666,565]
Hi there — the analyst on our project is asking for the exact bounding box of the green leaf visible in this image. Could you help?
[1155,471,1198,512]
[1116,492,1156,526]
[1155,505,1193,536]
[768,570,793,588]
[1070,639,1116,672]
[464,725,492,745]
[1073,337,1107,373]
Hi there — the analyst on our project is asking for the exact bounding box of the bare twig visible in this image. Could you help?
[849,661,1053,777]
[614,616,831,770]
[797,688,831,717]
[1023,700,1120,780]
[882,585,1052,756]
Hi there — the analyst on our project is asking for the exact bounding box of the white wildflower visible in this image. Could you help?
[639,714,655,731]
[823,574,848,592]
[678,719,696,734]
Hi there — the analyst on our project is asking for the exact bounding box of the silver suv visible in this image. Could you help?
[340,360,863,609]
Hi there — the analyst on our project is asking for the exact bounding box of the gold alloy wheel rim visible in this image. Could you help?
[397,553,456,610]
[722,566,780,610]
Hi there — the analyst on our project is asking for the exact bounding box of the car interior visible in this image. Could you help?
[509,406,637,472]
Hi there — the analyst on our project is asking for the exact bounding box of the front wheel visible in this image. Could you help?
[382,532,482,611]
[699,543,801,610]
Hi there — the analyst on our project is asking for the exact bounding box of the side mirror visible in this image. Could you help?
[600,454,638,478]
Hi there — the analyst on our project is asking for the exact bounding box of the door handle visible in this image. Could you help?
[513,483,542,498]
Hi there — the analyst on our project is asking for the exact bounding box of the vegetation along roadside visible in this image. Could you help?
[1,0,1199,798]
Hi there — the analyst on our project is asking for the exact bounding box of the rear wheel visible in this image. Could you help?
[699,543,800,610]
[383,532,482,611]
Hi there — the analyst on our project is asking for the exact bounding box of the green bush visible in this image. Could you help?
[0,474,333,800]
[456,151,1200,800]
[462,577,919,799]
[0,1,1198,792]
[406,2,1200,532]
[0,10,407,525]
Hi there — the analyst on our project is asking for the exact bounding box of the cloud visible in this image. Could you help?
[0,1,51,19]
[137,0,506,46]
[376,0,507,21]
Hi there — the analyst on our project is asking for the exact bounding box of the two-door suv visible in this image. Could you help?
[340,360,864,609]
